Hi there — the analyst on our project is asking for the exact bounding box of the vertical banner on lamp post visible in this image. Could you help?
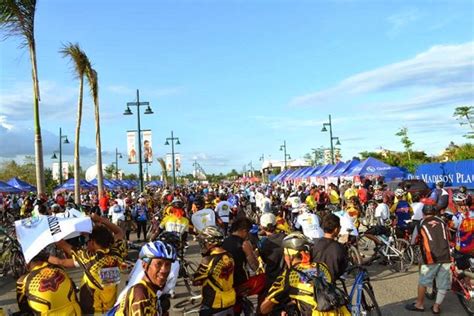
[175,154,181,172]
[52,162,70,181]
[127,131,137,164]
[143,130,153,163]
[165,154,173,172]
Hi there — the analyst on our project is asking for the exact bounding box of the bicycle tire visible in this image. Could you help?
[361,283,382,316]
[10,249,26,278]
[182,260,200,296]
[348,245,362,269]
[394,239,413,272]
[172,296,201,312]
[457,278,474,315]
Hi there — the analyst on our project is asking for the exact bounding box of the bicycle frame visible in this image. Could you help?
[347,269,369,315]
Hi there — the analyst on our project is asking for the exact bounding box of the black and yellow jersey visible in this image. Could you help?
[115,279,160,316]
[72,239,127,314]
[266,262,350,316]
[193,249,236,310]
[16,262,81,315]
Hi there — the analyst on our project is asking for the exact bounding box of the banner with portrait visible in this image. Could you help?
[143,130,153,163]
[175,154,182,172]
[52,162,69,181]
[166,154,173,172]
[127,131,137,164]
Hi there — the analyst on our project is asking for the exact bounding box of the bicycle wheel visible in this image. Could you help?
[182,260,200,296]
[394,239,413,272]
[10,249,26,278]
[357,235,377,262]
[348,245,362,271]
[457,277,474,315]
[361,283,382,316]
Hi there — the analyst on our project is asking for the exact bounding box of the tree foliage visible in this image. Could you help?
[454,106,474,139]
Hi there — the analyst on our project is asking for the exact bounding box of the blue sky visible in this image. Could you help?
[0,0,473,175]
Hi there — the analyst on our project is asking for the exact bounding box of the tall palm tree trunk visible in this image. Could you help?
[29,42,45,195]
[94,96,104,198]
[74,77,84,204]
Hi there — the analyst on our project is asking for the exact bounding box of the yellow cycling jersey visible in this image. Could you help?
[115,279,160,316]
[329,190,340,205]
[276,216,291,234]
[306,195,317,210]
[16,262,81,315]
[267,262,350,316]
[159,214,189,235]
[193,249,236,310]
[72,239,127,314]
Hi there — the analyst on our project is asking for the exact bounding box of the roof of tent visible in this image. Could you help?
[7,177,37,192]
[320,161,345,177]
[288,167,312,180]
[55,178,96,191]
[0,181,22,193]
[312,164,334,177]
[280,169,298,181]
[345,157,404,177]
[300,166,318,178]
[271,169,290,182]
[331,160,361,177]
[307,165,323,177]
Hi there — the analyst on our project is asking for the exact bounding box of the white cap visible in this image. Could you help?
[260,213,276,228]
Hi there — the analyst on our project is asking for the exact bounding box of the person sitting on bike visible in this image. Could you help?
[192,196,221,234]
[154,198,189,242]
[312,214,348,283]
[390,188,413,233]
[374,192,390,226]
[327,204,358,244]
[294,204,324,242]
[344,196,361,228]
[215,194,233,236]
[193,226,236,316]
[452,192,474,257]
[49,213,127,315]
[17,248,81,315]
[261,232,350,315]
[406,198,451,314]
[114,240,176,316]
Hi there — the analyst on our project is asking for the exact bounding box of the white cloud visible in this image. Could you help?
[387,8,420,36]
[289,42,474,108]
[106,85,183,98]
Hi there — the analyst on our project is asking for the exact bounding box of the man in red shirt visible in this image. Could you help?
[56,193,66,208]
[357,183,368,206]
[99,192,110,216]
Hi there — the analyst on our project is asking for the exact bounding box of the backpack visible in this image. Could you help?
[294,263,348,312]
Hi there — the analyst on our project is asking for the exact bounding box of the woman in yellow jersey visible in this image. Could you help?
[194,226,236,316]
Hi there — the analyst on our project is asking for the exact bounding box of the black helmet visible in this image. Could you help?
[194,196,205,209]
[325,204,339,213]
[282,232,312,252]
[157,231,181,248]
[198,226,224,248]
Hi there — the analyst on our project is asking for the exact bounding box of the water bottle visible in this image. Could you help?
[388,235,395,245]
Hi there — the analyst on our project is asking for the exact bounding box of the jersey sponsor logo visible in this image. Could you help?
[219,257,234,280]
[39,270,65,292]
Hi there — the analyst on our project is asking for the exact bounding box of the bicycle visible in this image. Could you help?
[426,252,474,315]
[339,263,382,316]
[0,226,26,278]
[172,246,201,313]
[357,224,414,272]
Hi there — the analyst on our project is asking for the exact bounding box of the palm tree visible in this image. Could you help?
[1,0,46,194]
[60,43,90,204]
[85,67,105,198]
[454,106,474,139]
[157,157,168,186]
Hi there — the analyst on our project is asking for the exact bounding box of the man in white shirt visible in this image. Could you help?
[294,205,324,241]
[374,193,390,226]
[327,204,358,244]
[191,196,216,233]
[411,194,424,222]
[108,200,125,225]
[215,195,232,235]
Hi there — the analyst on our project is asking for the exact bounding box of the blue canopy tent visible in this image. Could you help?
[147,180,164,187]
[312,164,334,177]
[345,157,406,179]
[299,166,318,179]
[55,178,95,191]
[307,165,323,177]
[7,177,37,192]
[413,160,474,189]
[287,167,312,181]
[272,169,292,182]
[89,178,118,190]
[320,161,345,178]
[0,181,22,193]
[280,169,299,182]
[330,160,360,177]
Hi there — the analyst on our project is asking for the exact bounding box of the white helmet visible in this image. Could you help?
[139,241,177,263]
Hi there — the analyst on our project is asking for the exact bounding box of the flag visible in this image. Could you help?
[143,130,153,163]
[175,154,181,172]
[15,215,93,263]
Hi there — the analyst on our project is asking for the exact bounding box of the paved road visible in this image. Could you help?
[0,237,469,315]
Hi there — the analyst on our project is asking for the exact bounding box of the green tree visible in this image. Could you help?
[443,143,474,161]
[395,127,414,162]
[85,67,105,198]
[104,164,115,179]
[1,0,46,194]
[60,43,91,204]
[454,106,474,139]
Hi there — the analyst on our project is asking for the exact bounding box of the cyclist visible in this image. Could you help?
[429,181,449,212]
[192,196,220,233]
[193,226,236,316]
[390,188,412,232]
[114,240,176,316]
[406,199,451,314]
[215,194,233,236]
[452,192,474,256]
[153,199,189,241]
[327,204,358,244]
[312,214,348,282]
[16,249,81,315]
[294,204,324,241]
[132,197,149,242]
[374,192,390,226]
[260,232,350,315]
[49,213,127,314]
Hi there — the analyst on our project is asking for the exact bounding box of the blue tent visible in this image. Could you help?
[345,157,405,178]
[413,160,474,189]
[330,160,360,177]
[0,181,22,193]
[321,161,345,178]
[56,178,95,191]
[306,165,323,177]
[280,169,299,182]
[7,177,37,192]
[89,178,119,190]
[147,180,164,187]
[311,164,334,177]
[287,167,312,180]
[299,166,318,179]
[272,169,293,182]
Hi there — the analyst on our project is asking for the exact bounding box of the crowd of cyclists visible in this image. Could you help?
[0,177,473,315]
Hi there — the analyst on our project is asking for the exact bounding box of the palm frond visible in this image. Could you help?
[86,67,98,100]
[60,42,90,78]
[0,0,36,47]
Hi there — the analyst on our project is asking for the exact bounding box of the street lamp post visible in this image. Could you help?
[123,89,153,192]
[51,127,69,185]
[321,114,341,164]
[115,148,123,179]
[165,131,180,188]
[279,140,291,170]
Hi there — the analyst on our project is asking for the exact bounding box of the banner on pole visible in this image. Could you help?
[127,131,137,164]
[52,162,69,181]
[143,130,153,163]
[166,154,173,172]
[175,154,181,172]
